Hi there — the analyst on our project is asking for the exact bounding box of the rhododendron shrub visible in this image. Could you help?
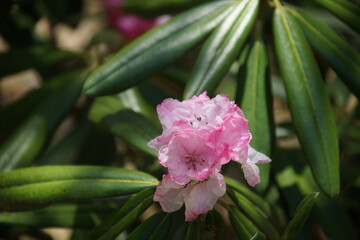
[148,92,271,221]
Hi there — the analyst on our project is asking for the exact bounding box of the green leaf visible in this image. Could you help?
[273,5,339,197]
[116,88,157,120]
[236,37,273,191]
[126,212,171,240]
[227,189,280,240]
[88,188,154,240]
[184,0,259,98]
[0,201,119,228]
[0,166,158,211]
[227,205,259,239]
[288,8,360,100]
[250,232,266,240]
[313,0,360,33]
[0,72,85,172]
[89,96,161,157]
[172,221,200,240]
[225,177,271,217]
[83,1,234,96]
[205,210,227,239]
[281,192,319,240]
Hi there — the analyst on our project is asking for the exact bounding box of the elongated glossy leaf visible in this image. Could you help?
[184,0,259,98]
[88,188,154,240]
[236,38,273,191]
[281,192,319,240]
[250,232,266,240]
[288,9,360,100]
[0,201,119,228]
[83,1,234,96]
[227,189,280,240]
[227,205,258,239]
[89,96,161,157]
[225,177,271,217]
[0,166,158,211]
[204,210,227,239]
[273,6,339,197]
[116,88,157,120]
[313,0,360,33]
[172,221,200,240]
[126,212,171,240]
[0,72,85,172]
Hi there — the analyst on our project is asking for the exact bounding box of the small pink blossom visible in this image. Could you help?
[102,0,170,40]
[154,173,226,221]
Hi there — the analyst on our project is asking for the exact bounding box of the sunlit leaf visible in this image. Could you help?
[273,4,339,197]
[184,0,259,98]
[83,1,234,96]
[236,37,274,191]
[0,166,158,211]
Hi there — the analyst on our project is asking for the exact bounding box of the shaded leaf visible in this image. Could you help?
[0,45,77,77]
[227,189,280,240]
[0,166,158,211]
[273,5,339,197]
[0,72,85,172]
[313,0,360,33]
[83,1,234,96]
[89,96,161,157]
[225,177,271,217]
[288,8,360,100]
[227,205,258,239]
[171,221,200,240]
[0,201,119,228]
[281,192,319,240]
[88,188,154,240]
[126,211,171,240]
[184,0,259,98]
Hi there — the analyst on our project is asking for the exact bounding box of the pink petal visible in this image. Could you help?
[242,161,260,187]
[153,174,185,212]
[248,146,271,164]
[184,173,226,221]
[242,146,271,187]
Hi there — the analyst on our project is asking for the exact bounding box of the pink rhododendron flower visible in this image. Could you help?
[102,0,170,40]
[149,92,271,221]
[148,92,252,166]
[154,173,226,221]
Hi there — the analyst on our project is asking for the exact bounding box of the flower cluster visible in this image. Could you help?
[148,92,271,221]
[102,0,170,40]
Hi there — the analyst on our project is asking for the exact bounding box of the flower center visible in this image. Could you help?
[184,153,205,170]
